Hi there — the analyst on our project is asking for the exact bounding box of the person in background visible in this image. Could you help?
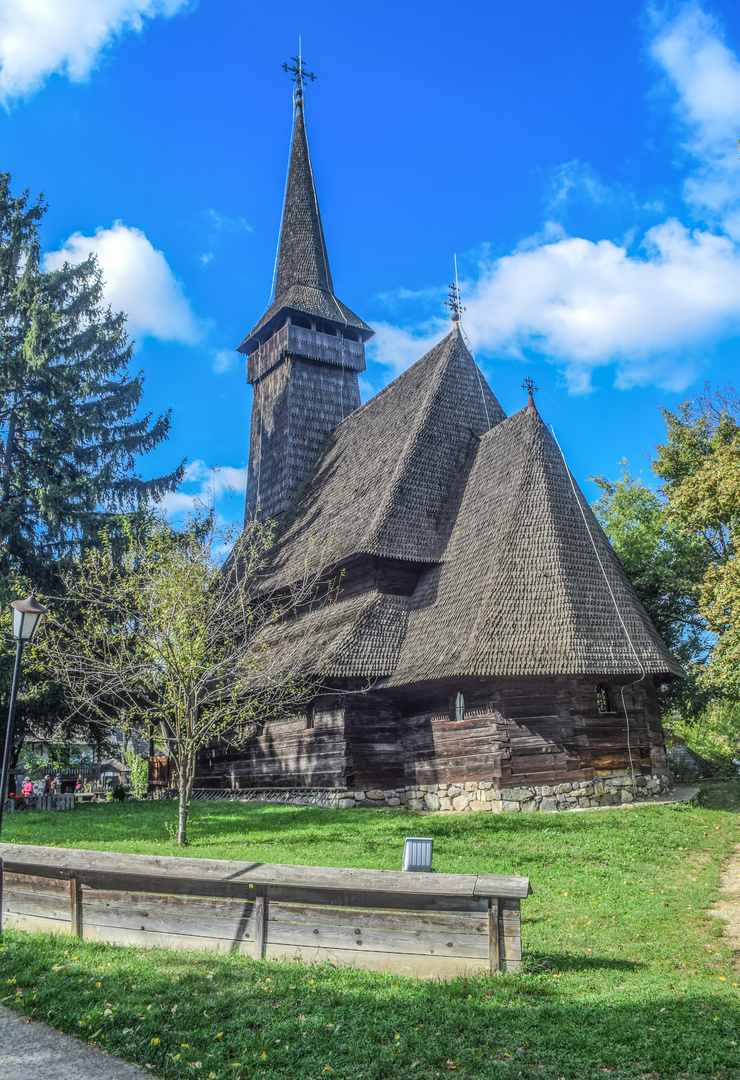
[75,775,83,793]
[50,775,57,793]
[22,777,33,797]
[42,774,51,795]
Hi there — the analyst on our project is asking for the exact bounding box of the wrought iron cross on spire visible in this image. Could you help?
[282,49,316,110]
[522,376,538,396]
[445,281,465,324]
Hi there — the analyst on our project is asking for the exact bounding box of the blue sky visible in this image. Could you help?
[2,0,740,520]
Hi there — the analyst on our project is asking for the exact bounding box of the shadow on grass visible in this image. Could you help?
[2,931,739,1080]
[523,951,645,973]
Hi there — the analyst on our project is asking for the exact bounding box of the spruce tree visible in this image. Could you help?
[0,172,184,775]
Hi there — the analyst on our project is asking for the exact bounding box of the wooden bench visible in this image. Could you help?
[0,844,531,979]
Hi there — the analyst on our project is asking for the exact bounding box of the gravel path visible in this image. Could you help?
[715,842,740,958]
[0,1005,152,1080]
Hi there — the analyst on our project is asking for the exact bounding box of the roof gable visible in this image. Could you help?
[390,406,684,682]
[261,330,505,584]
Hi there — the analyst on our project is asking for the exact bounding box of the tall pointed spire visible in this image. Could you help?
[237,56,372,356]
[274,107,333,296]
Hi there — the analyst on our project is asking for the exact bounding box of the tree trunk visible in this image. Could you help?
[177,752,194,845]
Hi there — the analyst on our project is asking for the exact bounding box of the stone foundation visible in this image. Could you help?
[334,773,673,812]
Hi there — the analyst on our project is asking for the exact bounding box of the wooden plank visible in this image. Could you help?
[2,911,72,936]
[81,902,257,946]
[3,871,70,896]
[0,844,528,901]
[267,902,488,934]
[488,899,499,974]
[265,919,488,959]
[70,875,81,937]
[2,893,75,922]
[263,941,487,979]
[253,895,266,959]
[80,923,253,954]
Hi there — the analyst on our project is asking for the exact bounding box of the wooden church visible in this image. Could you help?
[195,67,683,812]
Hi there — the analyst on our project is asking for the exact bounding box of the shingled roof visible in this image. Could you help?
[260,329,506,586]
[238,109,372,354]
[387,403,684,683]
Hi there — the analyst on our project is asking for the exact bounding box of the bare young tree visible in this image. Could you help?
[36,508,337,843]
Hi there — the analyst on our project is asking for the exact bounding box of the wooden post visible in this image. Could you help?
[488,898,500,974]
[253,894,266,959]
[69,875,82,937]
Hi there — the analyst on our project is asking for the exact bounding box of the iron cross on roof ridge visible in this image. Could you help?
[282,52,316,110]
[522,376,538,395]
[445,281,465,324]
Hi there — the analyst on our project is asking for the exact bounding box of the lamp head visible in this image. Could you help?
[10,594,48,642]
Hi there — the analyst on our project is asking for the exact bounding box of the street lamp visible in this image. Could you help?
[0,594,48,840]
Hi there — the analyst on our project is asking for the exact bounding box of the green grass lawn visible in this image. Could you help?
[2,794,740,1079]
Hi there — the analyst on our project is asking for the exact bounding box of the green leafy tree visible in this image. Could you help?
[123,747,150,799]
[590,462,707,672]
[38,510,336,844]
[0,172,183,776]
[654,385,740,698]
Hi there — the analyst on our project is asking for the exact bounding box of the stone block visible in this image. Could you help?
[572,781,581,790]
[540,797,558,812]
[611,775,633,787]
[577,797,590,808]
[554,783,572,794]
[387,797,401,807]
[423,792,439,811]
[407,799,424,811]
[470,800,492,812]
[540,785,554,797]
[620,790,634,803]
[600,793,614,806]
[479,781,493,790]
[489,800,504,813]
[500,787,534,802]
[464,782,479,792]
[452,795,469,811]
[593,781,604,797]
[338,798,356,809]
[439,797,452,810]
[427,784,438,793]
[447,786,462,797]
[418,786,428,793]
[502,800,521,812]
[383,790,397,799]
[521,800,537,812]
[366,789,384,800]
[353,791,365,801]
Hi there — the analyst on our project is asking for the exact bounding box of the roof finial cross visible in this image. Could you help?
[445,281,465,325]
[282,43,316,112]
[522,376,539,415]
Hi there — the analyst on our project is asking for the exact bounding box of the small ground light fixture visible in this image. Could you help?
[402,836,433,872]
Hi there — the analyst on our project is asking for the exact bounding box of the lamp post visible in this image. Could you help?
[0,594,48,841]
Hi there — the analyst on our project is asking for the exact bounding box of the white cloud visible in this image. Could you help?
[158,460,248,519]
[213,348,239,374]
[650,2,740,235]
[0,0,189,105]
[44,222,202,345]
[373,3,740,394]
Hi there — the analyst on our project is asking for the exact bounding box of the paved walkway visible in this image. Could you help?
[0,1005,151,1080]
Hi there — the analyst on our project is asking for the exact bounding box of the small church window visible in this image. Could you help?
[306,703,315,730]
[596,683,612,713]
[455,692,465,722]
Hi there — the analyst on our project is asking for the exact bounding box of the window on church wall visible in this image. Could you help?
[596,683,613,713]
[306,703,315,730]
[454,692,465,722]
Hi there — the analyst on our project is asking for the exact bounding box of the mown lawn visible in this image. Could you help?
[1,792,739,1080]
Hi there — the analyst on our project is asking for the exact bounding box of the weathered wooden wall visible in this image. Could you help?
[193,675,668,794]
[0,845,530,979]
[397,675,668,788]
[196,696,347,790]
